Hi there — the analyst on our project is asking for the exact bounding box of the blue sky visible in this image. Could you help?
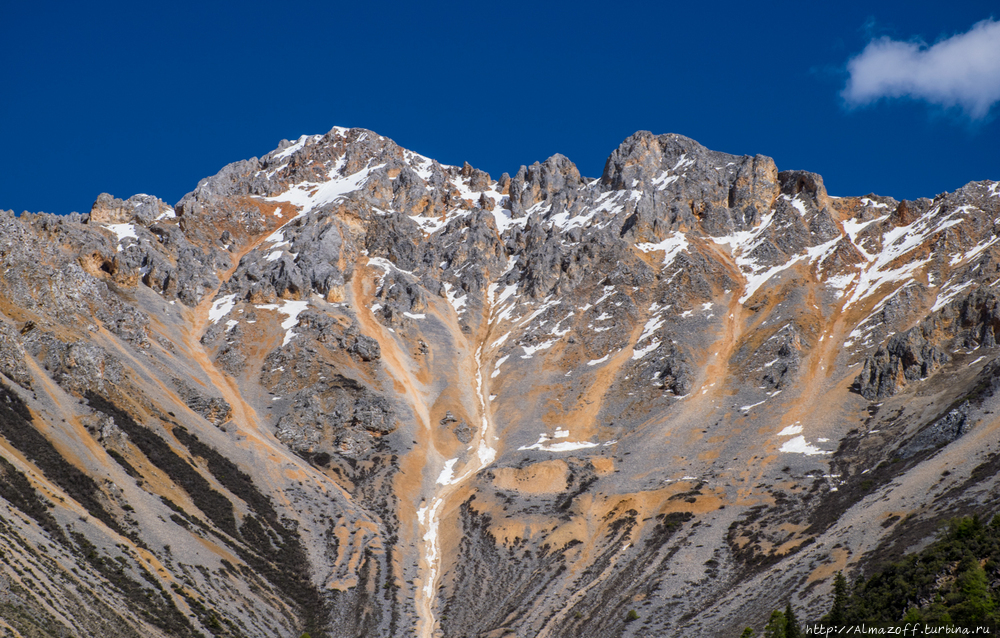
[2,1,998,215]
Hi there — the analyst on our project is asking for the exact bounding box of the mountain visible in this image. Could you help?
[1,126,999,637]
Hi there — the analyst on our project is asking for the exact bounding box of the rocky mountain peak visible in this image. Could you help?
[89,192,173,226]
[0,126,999,637]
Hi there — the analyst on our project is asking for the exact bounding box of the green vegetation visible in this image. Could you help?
[745,603,804,637]
[86,391,238,536]
[832,515,1000,627]
[826,571,848,626]
[753,515,1000,633]
[86,392,330,637]
[0,454,67,545]
[70,531,196,636]
[0,383,123,537]
[784,601,801,638]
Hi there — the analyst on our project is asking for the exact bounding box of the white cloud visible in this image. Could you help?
[842,18,1000,119]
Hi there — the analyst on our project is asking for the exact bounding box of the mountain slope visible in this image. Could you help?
[1,127,999,637]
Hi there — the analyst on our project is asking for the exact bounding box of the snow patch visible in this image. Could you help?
[950,236,999,266]
[636,315,665,346]
[521,340,556,359]
[518,432,600,452]
[105,223,137,251]
[264,157,379,220]
[367,256,414,276]
[491,355,510,379]
[272,134,310,161]
[844,205,964,309]
[410,214,449,234]
[632,340,661,360]
[436,459,458,485]
[932,279,975,313]
[154,207,176,221]
[443,283,468,315]
[860,197,889,209]
[790,195,807,216]
[209,294,238,323]
[635,232,689,267]
[257,300,310,346]
[780,436,830,455]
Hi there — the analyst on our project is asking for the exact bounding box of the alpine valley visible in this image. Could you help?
[1,127,999,637]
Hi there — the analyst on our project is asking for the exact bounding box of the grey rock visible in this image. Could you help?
[348,335,380,361]
[759,325,802,391]
[439,411,473,443]
[900,401,972,458]
[857,327,950,400]
[22,330,124,394]
[653,344,693,396]
[90,193,132,225]
[172,378,233,427]
[90,192,172,226]
[508,154,584,216]
[0,321,32,388]
[272,372,395,461]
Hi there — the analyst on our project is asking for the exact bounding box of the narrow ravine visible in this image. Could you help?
[415,289,501,638]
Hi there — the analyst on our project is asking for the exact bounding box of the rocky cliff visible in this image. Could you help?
[1,126,999,637]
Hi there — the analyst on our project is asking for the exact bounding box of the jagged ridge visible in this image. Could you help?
[0,126,998,637]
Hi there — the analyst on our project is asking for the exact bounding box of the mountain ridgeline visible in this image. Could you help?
[0,127,999,637]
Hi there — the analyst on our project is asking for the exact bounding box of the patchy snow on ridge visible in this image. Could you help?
[443,283,468,315]
[410,214,449,234]
[277,300,311,347]
[491,355,510,379]
[932,279,976,313]
[842,215,887,260]
[652,153,693,191]
[739,255,807,304]
[271,134,312,161]
[632,340,661,360]
[105,223,138,251]
[521,340,557,359]
[635,232,689,266]
[367,256,414,276]
[264,157,378,219]
[154,207,176,221]
[636,315,665,345]
[788,194,808,216]
[209,294,238,323]
[949,236,999,267]
[860,197,889,209]
[843,205,965,309]
[256,300,311,346]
